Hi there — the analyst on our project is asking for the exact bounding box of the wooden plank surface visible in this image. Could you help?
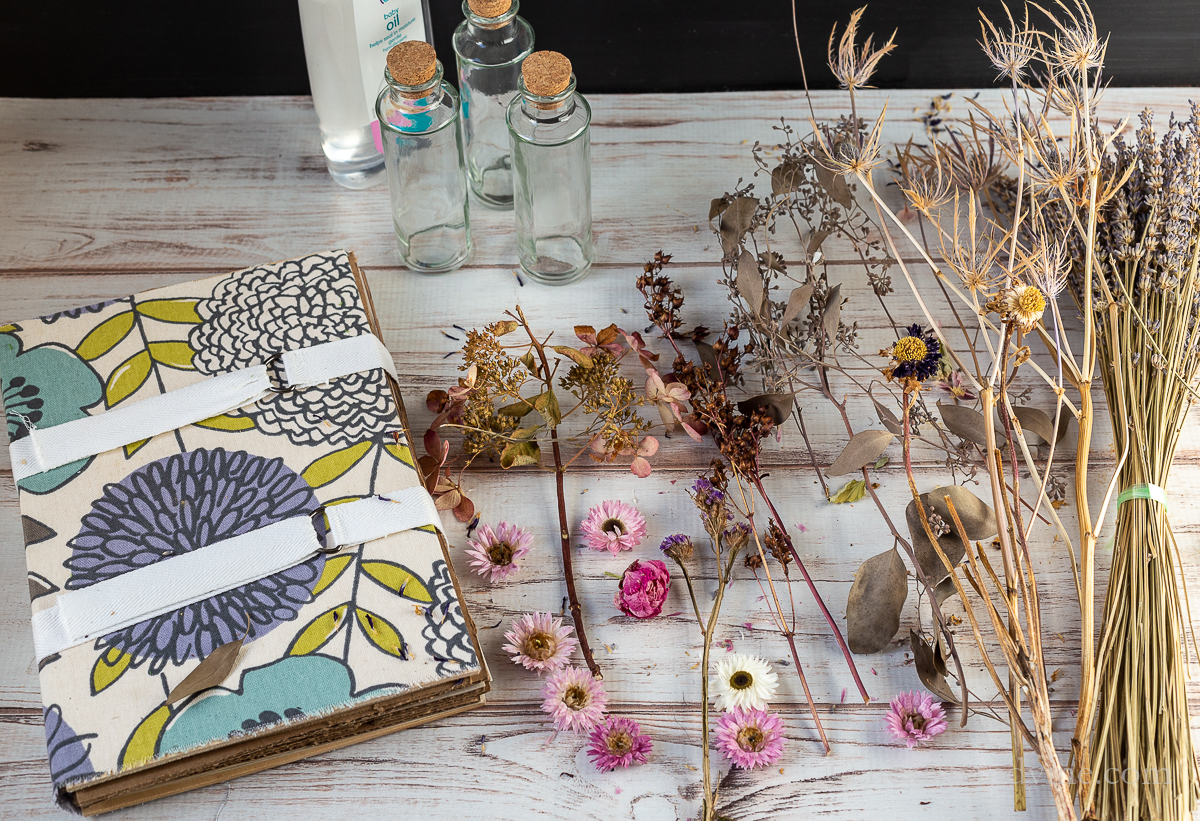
[2,88,1200,820]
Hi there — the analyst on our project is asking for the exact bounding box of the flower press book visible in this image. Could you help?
[0,250,489,815]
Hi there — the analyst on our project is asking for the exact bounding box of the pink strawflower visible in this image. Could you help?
[885,691,948,749]
[586,716,652,772]
[713,707,785,769]
[581,500,647,554]
[502,612,578,674]
[541,667,608,733]
[613,559,671,619]
[465,521,533,583]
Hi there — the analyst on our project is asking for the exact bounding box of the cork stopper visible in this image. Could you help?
[522,51,572,97]
[387,41,437,89]
[467,0,511,17]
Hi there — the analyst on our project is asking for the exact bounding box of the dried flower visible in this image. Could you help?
[542,666,607,734]
[979,4,1035,82]
[465,521,533,583]
[1001,283,1047,332]
[580,500,648,554]
[723,521,752,552]
[586,716,652,772]
[883,324,943,384]
[936,371,977,402]
[614,559,672,619]
[828,6,897,91]
[711,653,779,711]
[502,612,578,674]
[763,520,793,568]
[659,533,695,562]
[885,691,948,749]
[713,707,786,769]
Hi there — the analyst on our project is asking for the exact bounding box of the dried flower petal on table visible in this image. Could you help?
[587,716,652,772]
[542,667,607,734]
[581,500,647,554]
[714,707,785,769]
[711,653,779,711]
[502,612,577,674]
[885,691,948,749]
[465,521,533,583]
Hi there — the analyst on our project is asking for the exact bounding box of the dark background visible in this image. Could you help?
[3,0,1198,97]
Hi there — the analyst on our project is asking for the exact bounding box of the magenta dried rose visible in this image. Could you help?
[613,559,671,619]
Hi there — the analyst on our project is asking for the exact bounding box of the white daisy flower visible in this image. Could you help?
[711,653,779,711]
[1001,283,1046,333]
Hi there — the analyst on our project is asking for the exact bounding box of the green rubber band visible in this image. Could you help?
[1116,483,1168,509]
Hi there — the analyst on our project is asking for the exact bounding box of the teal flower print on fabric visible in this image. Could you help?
[0,328,104,494]
[158,656,359,755]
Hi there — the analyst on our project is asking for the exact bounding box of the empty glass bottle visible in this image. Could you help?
[452,0,535,209]
[506,51,594,285]
[377,42,472,274]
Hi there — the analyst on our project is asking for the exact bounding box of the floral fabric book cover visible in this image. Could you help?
[0,250,488,815]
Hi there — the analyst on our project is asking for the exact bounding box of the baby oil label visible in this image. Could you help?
[354,0,427,121]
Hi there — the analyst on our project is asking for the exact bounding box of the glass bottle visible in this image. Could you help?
[376,43,472,274]
[297,0,432,190]
[506,52,594,285]
[452,0,535,208]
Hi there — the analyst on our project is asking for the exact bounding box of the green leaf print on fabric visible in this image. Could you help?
[1,330,104,494]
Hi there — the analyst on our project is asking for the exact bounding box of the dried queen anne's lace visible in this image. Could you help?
[189,252,394,448]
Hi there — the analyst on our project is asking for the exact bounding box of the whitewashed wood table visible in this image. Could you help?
[3,88,1200,820]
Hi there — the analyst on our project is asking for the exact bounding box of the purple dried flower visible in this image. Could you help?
[885,691,948,749]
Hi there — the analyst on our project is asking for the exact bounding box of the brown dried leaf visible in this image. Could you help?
[736,393,794,425]
[780,284,814,327]
[847,548,908,654]
[822,283,843,345]
[552,345,594,368]
[416,455,439,494]
[873,398,903,435]
[907,485,997,582]
[827,430,895,476]
[937,401,1003,447]
[708,198,728,221]
[453,494,475,523]
[736,250,765,317]
[934,577,958,606]
[1013,406,1068,445]
[815,163,854,208]
[910,630,959,703]
[771,160,805,195]
[719,196,758,252]
[595,324,619,346]
[435,488,462,511]
[695,341,721,380]
[166,637,244,705]
[807,229,831,256]
[492,320,519,336]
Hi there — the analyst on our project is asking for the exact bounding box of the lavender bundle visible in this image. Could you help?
[1059,106,1200,821]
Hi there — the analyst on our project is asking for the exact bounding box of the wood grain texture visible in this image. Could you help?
[2,89,1200,820]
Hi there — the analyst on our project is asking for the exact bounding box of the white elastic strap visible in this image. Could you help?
[32,517,320,660]
[324,487,441,548]
[281,333,397,385]
[10,366,271,482]
[31,487,441,660]
[10,334,396,482]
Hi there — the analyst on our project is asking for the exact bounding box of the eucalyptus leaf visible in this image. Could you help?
[695,341,721,380]
[846,548,908,654]
[906,485,997,582]
[830,478,867,504]
[1013,406,1068,445]
[873,398,903,435]
[780,284,814,327]
[771,160,805,195]
[822,283,843,345]
[934,576,958,606]
[910,629,959,703]
[166,637,243,705]
[736,250,765,317]
[827,430,895,476]
[815,163,854,209]
[737,393,794,425]
[719,196,758,253]
[938,401,1004,447]
[807,229,831,256]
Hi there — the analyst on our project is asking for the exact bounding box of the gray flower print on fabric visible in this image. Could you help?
[66,448,325,675]
[421,559,478,676]
[188,251,391,447]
